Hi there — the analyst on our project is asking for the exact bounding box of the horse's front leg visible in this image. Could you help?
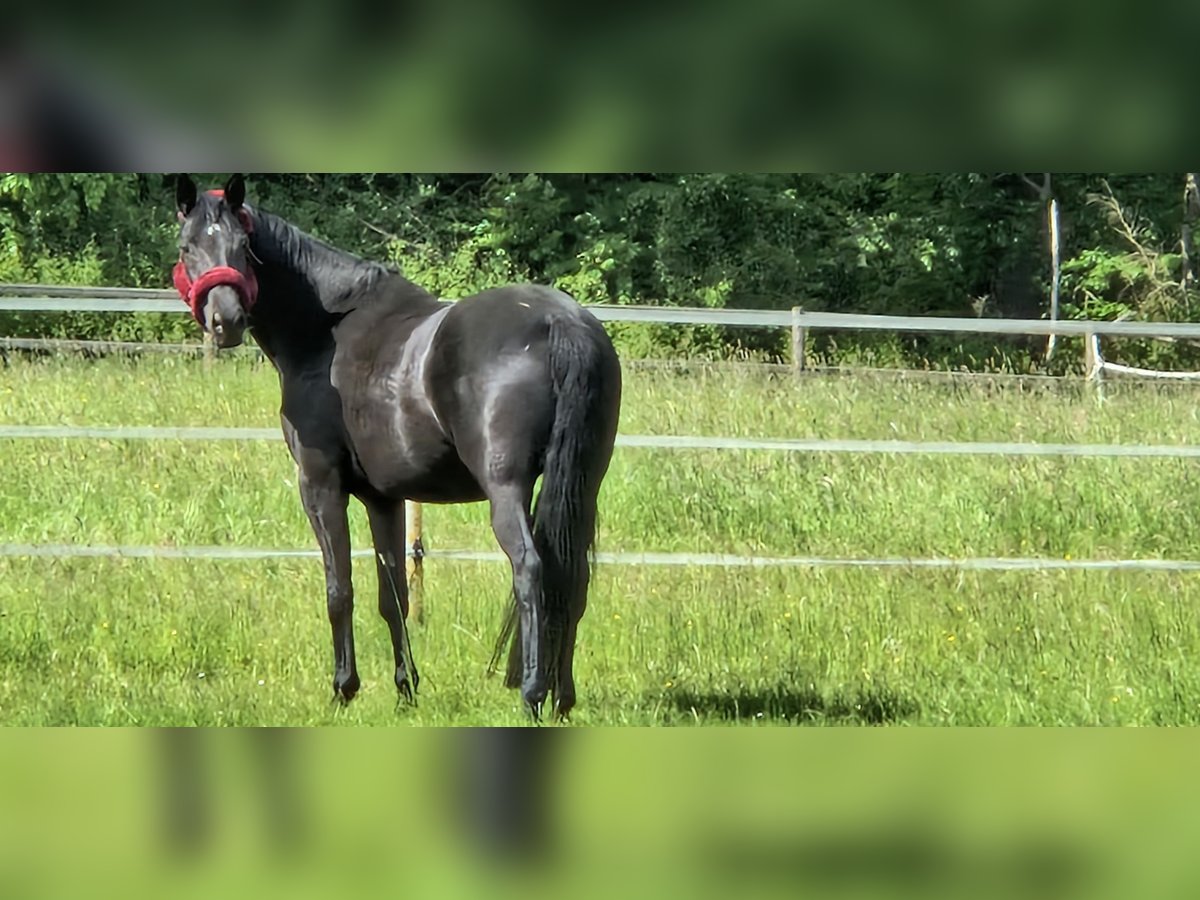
[298,470,358,703]
[363,496,420,702]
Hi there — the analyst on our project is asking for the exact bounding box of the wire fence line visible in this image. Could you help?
[617,435,1200,458]
[1,423,1198,459]
[8,283,1200,338]
[6,337,1193,392]
[0,338,1116,386]
[2,541,1199,572]
[0,296,181,313]
[0,337,233,356]
[13,283,1200,388]
[0,284,177,300]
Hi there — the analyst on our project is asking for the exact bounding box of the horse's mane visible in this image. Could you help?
[247,204,436,313]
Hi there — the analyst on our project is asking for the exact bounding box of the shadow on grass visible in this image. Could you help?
[661,682,919,725]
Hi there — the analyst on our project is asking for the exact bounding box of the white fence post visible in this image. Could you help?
[202,330,215,370]
[1084,330,1105,403]
[1084,330,1101,380]
[405,499,425,624]
[791,306,806,375]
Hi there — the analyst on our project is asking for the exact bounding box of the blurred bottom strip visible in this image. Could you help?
[0,729,1195,900]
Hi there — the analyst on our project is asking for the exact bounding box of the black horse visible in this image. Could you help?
[173,174,621,719]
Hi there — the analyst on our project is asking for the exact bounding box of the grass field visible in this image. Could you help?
[3,354,1200,724]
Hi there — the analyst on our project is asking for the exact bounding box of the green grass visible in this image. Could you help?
[3,354,1200,725]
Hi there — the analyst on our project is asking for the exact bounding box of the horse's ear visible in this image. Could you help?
[176,174,197,216]
[224,174,246,210]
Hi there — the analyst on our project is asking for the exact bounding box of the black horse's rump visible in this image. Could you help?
[174,174,622,719]
[490,311,618,691]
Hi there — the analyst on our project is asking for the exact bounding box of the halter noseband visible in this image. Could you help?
[173,190,259,325]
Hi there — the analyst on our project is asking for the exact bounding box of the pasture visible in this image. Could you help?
[3,354,1200,725]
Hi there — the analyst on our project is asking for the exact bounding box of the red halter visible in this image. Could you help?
[173,190,258,325]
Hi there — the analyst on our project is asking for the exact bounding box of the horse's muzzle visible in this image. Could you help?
[212,315,245,348]
[208,288,247,349]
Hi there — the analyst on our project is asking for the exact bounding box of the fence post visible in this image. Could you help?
[405,499,425,623]
[202,331,215,370]
[1083,330,1100,380]
[1084,330,1105,403]
[790,306,806,376]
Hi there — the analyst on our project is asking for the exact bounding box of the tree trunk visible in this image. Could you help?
[1020,173,1060,360]
[1181,173,1199,296]
[1046,194,1061,360]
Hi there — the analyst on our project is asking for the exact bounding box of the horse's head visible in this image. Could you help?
[173,174,257,349]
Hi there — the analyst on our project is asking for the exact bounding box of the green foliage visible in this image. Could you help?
[1061,248,1142,320]
[0,173,177,286]
[387,228,527,300]
[6,173,1200,369]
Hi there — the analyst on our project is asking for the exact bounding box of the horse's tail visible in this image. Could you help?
[490,307,620,706]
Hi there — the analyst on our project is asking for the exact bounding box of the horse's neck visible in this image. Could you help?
[245,262,338,369]
[251,316,333,382]
[246,213,440,365]
[250,212,380,309]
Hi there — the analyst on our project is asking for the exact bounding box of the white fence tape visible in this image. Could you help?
[1,542,1197,572]
[1,424,1198,459]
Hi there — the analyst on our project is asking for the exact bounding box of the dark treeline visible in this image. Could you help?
[2,173,1196,369]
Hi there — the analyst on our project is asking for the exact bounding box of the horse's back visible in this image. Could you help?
[434,283,615,385]
[447,283,597,336]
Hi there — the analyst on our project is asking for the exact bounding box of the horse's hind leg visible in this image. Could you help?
[488,482,546,717]
[555,604,584,720]
[364,497,419,701]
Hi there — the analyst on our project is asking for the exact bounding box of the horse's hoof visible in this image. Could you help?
[331,676,360,705]
[394,666,419,703]
[397,679,416,705]
[522,685,547,722]
[554,692,576,722]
